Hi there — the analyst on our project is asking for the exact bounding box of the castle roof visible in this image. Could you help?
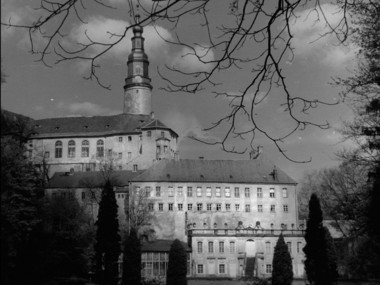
[132,157,297,185]
[47,170,145,189]
[30,114,178,139]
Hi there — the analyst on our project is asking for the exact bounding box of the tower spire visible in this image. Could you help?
[123,11,152,115]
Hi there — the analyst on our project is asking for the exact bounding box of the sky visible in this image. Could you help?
[1,0,357,181]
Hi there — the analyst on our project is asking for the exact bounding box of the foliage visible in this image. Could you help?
[122,227,141,285]
[303,193,337,285]
[272,234,293,285]
[94,179,121,285]
[166,239,187,285]
[324,227,339,283]
[127,186,154,232]
[1,110,43,285]
[240,276,269,285]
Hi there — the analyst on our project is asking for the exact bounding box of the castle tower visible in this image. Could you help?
[123,20,152,115]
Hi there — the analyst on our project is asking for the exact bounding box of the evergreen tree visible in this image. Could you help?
[122,227,141,285]
[303,193,336,285]
[95,179,120,285]
[272,234,293,285]
[166,239,187,285]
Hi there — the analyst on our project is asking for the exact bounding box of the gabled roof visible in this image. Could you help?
[142,119,178,137]
[30,114,176,139]
[47,170,145,189]
[141,239,191,252]
[132,157,297,185]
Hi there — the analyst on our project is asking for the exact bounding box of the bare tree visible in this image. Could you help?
[2,0,357,161]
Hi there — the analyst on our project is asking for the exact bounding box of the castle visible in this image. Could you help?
[25,22,305,280]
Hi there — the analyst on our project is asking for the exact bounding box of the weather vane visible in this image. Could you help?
[134,3,140,24]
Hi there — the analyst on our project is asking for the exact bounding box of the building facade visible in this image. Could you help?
[130,158,306,279]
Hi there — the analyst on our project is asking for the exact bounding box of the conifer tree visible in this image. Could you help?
[122,227,141,285]
[95,179,120,285]
[272,234,293,285]
[167,239,187,285]
[324,226,338,283]
[303,193,336,285]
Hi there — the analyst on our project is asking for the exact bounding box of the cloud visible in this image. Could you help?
[34,101,119,118]
[291,4,356,66]
[171,45,215,73]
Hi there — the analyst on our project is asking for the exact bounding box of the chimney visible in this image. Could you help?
[198,156,204,160]
[150,112,155,119]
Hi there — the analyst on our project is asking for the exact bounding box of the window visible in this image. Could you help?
[118,137,123,142]
[197,264,204,274]
[158,203,163,211]
[257,187,263,198]
[187,187,193,197]
[145,186,151,197]
[91,192,96,199]
[178,187,183,197]
[133,164,138,172]
[206,187,212,197]
[297,242,302,253]
[270,205,276,212]
[68,140,75,158]
[197,187,202,197]
[128,136,132,141]
[156,186,161,197]
[234,187,240,197]
[178,204,183,211]
[219,264,225,274]
[287,242,292,253]
[147,131,151,137]
[270,188,275,198]
[188,204,193,211]
[283,205,289,213]
[168,203,174,211]
[44,151,50,158]
[163,145,168,153]
[215,187,221,197]
[156,145,161,154]
[258,205,263,212]
[219,242,224,253]
[118,152,122,159]
[208,242,214,253]
[81,140,89,157]
[107,149,112,157]
[216,203,222,211]
[197,242,203,253]
[207,203,212,211]
[128,152,132,159]
[95,140,104,157]
[282,187,288,198]
[230,242,235,253]
[161,131,165,138]
[245,187,250,198]
[225,187,230,197]
[235,204,240,211]
[81,191,85,200]
[266,264,272,274]
[265,242,271,254]
[168,187,174,197]
[148,203,154,211]
[55,141,63,158]
[197,203,203,211]
[226,204,231,211]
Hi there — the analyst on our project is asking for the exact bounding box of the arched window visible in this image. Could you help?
[55,141,62,158]
[68,140,75,158]
[96,140,104,157]
[81,140,89,157]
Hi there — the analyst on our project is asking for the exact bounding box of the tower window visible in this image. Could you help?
[133,164,138,172]
[68,140,75,158]
[118,137,123,142]
[147,131,151,137]
[128,136,132,141]
[55,141,63,158]
[81,140,89,157]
